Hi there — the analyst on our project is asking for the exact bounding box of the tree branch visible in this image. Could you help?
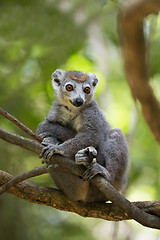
[119,0,160,143]
[0,127,42,154]
[0,169,160,222]
[0,127,160,229]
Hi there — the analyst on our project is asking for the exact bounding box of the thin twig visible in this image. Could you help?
[0,166,49,194]
[0,107,42,142]
[0,164,69,195]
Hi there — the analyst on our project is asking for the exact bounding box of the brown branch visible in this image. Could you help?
[0,107,42,142]
[0,127,160,229]
[119,0,160,143]
[92,177,160,229]
[0,127,42,154]
[0,170,160,222]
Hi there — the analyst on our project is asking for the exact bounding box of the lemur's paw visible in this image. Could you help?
[75,146,97,165]
[39,141,64,164]
[82,163,103,181]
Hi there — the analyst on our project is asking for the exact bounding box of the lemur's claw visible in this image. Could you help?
[75,146,97,165]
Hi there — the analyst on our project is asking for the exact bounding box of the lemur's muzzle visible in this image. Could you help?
[72,98,84,107]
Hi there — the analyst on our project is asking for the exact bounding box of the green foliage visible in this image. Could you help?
[0,1,160,239]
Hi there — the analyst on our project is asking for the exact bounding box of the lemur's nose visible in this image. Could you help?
[73,98,84,107]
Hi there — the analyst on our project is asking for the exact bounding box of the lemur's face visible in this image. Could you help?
[52,69,98,108]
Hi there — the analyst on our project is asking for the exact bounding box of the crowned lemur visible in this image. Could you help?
[37,69,129,202]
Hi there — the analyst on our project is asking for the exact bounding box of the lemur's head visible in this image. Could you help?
[51,69,98,108]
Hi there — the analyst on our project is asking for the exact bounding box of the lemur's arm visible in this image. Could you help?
[37,119,76,144]
[41,130,97,161]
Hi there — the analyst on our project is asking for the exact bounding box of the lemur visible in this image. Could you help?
[37,69,129,202]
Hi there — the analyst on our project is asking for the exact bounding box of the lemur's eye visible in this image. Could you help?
[84,87,90,94]
[66,84,73,91]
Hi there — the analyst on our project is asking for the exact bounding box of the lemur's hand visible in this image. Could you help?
[75,146,97,165]
[39,140,64,164]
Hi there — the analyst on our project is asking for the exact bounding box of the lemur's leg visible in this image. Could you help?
[75,129,128,184]
[101,128,128,190]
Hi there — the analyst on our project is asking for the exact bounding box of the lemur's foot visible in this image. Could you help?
[39,140,64,164]
[75,146,97,165]
[82,163,104,181]
[83,163,111,181]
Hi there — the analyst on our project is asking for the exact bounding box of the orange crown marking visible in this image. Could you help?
[68,72,88,82]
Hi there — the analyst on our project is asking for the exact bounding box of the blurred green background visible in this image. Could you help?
[0,0,160,239]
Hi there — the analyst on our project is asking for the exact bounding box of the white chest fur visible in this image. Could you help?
[58,105,82,132]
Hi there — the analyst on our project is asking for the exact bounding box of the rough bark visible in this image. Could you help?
[0,170,160,222]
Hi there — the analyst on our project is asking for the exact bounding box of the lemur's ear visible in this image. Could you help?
[88,73,98,87]
[51,69,65,89]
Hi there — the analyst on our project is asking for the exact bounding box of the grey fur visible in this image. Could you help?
[37,69,129,202]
